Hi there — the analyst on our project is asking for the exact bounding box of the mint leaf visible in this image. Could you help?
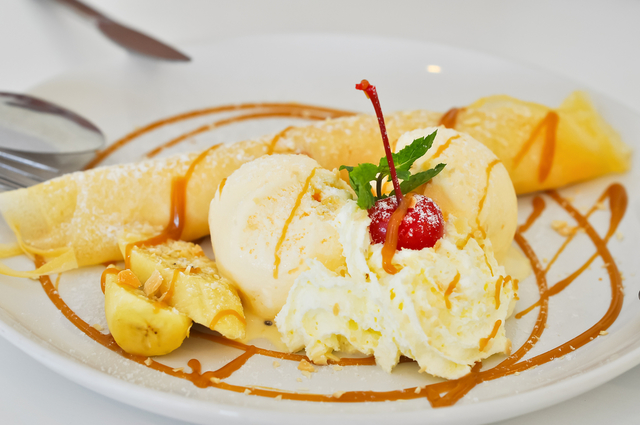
[391,163,446,196]
[340,129,445,210]
[377,130,438,175]
[340,163,378,209]
[394,131,438,172]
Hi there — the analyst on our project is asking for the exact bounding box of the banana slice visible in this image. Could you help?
[104,267,192,356]
[118,236,246,340]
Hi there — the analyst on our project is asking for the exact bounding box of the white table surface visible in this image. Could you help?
[1,1,639,424]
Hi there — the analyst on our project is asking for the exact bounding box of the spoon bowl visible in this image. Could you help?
[0,92,104,156]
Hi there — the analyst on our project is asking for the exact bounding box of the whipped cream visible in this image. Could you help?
[276,201,517,379]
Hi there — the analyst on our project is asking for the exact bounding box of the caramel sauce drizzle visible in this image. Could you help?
[512,111,559,183]
[217,178,227,197]
[479,320,501,351]
[515,184,627,319]
[273,167,319,278]
[84,103,354,170]
[430,134,460,161]
[267,125,294,155]
[494,276,504,309]
[209,309,247,330]
[438,107,464,129]
[381,194,413,274]
[519,196,546,233]
[444,272,461,309]
[34,102,627,407]
[100,266,119,294]
[124,144,222,269]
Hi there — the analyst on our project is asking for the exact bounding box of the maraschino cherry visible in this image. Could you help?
[355,80,444,270]
[369,195,444,250]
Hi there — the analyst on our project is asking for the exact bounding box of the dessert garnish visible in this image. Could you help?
[340,80,446,273]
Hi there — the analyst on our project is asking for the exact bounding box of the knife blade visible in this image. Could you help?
[54,0,191,62]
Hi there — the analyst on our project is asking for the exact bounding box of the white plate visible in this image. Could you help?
[1,34,640,425]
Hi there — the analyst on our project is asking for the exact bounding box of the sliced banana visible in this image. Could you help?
[104,267,192,356]
[118,235,246,340]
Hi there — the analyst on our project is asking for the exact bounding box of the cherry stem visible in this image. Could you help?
[355,79,403,204]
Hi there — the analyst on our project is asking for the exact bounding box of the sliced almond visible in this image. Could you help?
[143,269,163,297]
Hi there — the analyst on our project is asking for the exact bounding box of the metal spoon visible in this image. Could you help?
[0,92,105,177]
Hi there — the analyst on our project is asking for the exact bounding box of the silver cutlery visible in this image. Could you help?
[54,0,191,62]
[0,92,105,190]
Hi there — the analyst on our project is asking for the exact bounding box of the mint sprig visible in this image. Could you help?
[339,130,445,210]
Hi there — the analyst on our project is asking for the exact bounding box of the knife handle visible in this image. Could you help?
[54,0,111,22]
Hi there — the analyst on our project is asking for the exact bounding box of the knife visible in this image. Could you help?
[54,0,191,62]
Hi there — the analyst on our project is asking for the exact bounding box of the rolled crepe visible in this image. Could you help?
[453,91,631,194]
[0,93,630,274]
[0,111,441,273]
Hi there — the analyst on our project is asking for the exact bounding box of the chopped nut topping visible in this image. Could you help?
[144,358,152,366]
[143,269,163,297]
[301,371,312,379]
[514,371,520,376]
[210,377,221,384]
[333,303,340,316]
[172,367,184,373]
[599,330,609,336]
[296,377,302,382]
[244,389,252,395]
[333,391,345,399]
[273,361,281,368]
[414,386,422,394]
[298,359,316,373]
[332,365,343,371]
[551,220,578,237]
[91,323,103,331]
[275,395,282,400]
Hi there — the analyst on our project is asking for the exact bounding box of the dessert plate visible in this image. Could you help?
[1,34,639,425]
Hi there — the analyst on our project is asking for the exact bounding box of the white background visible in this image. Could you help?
[1,1,639,424]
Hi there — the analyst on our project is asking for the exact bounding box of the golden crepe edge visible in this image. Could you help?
[0,91,631,277]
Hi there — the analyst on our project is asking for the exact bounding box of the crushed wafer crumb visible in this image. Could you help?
[91,323,103,331]
[551,220,578,237]
[210,377,221,384]
[298,359,316,373]
[273,361,281,368]
[332,365,343,371]
[600,330,609,335]
[144,358,152,366]
[275,395,282,400]
[333,391,345,399]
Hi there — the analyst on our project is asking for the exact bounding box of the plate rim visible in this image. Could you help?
[1,32,639,425]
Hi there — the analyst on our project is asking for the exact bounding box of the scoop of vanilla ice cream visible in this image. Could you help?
[395,127,517,262]
[276,201,517,379]
[209,154,354,319]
